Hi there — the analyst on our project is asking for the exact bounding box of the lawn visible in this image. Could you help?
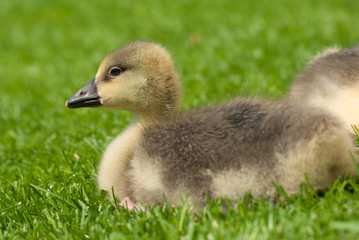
[1,0,359,239]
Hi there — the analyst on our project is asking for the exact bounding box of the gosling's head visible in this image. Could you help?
[66,41,181,119]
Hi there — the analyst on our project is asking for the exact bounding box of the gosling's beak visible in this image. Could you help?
[66,78,102,108]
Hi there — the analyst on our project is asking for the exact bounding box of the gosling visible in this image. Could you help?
[66,41,357,209]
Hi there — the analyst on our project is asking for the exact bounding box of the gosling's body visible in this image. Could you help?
[130,100,354,205]
[66,41,357,207]
[289,44,359,132]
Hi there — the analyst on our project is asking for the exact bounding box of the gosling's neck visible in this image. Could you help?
[133,103,180,126]
[132,75,181,125]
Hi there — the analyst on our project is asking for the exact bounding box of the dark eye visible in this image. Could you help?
[109,67,123,77]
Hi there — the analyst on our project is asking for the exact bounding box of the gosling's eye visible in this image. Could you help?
[108,67,123,77]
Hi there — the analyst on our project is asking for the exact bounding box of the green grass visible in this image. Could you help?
[1,0,359,239]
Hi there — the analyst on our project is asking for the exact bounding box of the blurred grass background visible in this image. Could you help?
[1,0,359,239]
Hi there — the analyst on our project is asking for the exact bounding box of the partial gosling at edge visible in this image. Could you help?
[289,43,359,133]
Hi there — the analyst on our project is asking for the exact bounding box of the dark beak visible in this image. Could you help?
[66,78,102,108]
